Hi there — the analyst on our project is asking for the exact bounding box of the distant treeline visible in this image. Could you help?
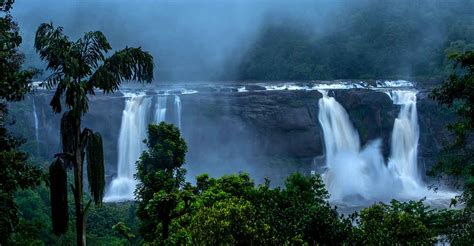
[20,0,474,82]
[234,0,474,82]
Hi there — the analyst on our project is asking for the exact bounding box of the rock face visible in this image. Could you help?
[333,89,397,158]
[9,87,454,184]
[417,91,456,174]
[180,90,323,182]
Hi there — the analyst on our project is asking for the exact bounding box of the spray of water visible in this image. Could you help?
[387,91,421,190]
[104,93,152,202]
[318,90,403,202]
[174,95,182,129]
[155,96,167,123]
[32,98,40,154]
[317,90,449,203]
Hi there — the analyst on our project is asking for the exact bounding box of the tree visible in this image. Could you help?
[34,22,153,245]
[112,222,136,244]
[253,173,352,245]
[356,200,439,245]
[430,50,474,208]
[189,173,261,244]
[0,0,43,244]
[189,197,258,245]
[135,123,191,244]
[190,172,352,245]
[430,50,474,244]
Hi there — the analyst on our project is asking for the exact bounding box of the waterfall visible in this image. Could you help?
[387,91,421,186]
[318,90,424,202]
[174,95,182,129]
[318,90,360,165]
[104,93,152,202]
[155,96,167,123]
[32,98,40,154]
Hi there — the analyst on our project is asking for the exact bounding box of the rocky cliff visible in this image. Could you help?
[8,85,454,184]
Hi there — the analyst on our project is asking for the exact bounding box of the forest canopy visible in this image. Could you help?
[13,0,474,82]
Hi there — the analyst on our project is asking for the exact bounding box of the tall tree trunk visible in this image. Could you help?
[74,116,86,246]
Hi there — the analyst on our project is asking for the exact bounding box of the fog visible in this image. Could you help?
[14,0,274,81]
[13,0,473,81]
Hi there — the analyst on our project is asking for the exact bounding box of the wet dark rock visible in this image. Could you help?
[168,89,183,95]
[219,87,238,93]
[194,87,218,93]
[333,89,397,157]
[10,87,454,183]
[145,91,157,96]
[245,85,266,91]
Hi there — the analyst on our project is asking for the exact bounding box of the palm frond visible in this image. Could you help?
[35,22,71,72]
[78,31,111,72]
[89,47,154,93]
[43,71,64,89]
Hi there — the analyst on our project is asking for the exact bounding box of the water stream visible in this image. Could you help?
[104,93,152,202]
[105,93,182,202]
[155,96,168,123]
[174,95,182,129]
[318,90,432,203]
[32,98,40,154]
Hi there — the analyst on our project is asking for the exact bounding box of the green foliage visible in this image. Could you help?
[237,1,474,81]
[430,50,474,207]
[170,172,352,245]
[13,185,56,245]
[357,200,438,245]
[429,49,474,246]
[435,208,474,245]
[90,47,154,94]
[85,202,138,245]
[189,197,258,245]
[12,184,141,245]
[35,21,154,244]
[133,127,352,245]
[112,222,136,244]
[0,0,36,102]
[86,131,105,206]
[34,22,154,116]
[0,0,43,244]
[250,173,352,245]
[135,122,190,244]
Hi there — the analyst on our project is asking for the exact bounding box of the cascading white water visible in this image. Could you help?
[32,98,40,153]
[155,96,167,123]
[174,95,182,129]
[387,91,421,188]
[104,93,152,202]
[318,90,402,201]
[318,90,360,164]
[318,90,426,202]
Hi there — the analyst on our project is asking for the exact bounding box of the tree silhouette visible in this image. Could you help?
[34,22,153,246]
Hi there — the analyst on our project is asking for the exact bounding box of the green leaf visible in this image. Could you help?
[90,47,154,93]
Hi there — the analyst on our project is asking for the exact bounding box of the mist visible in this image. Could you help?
[13,0,474,82]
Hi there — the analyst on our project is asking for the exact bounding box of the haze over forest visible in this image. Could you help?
[14,0,474,81]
